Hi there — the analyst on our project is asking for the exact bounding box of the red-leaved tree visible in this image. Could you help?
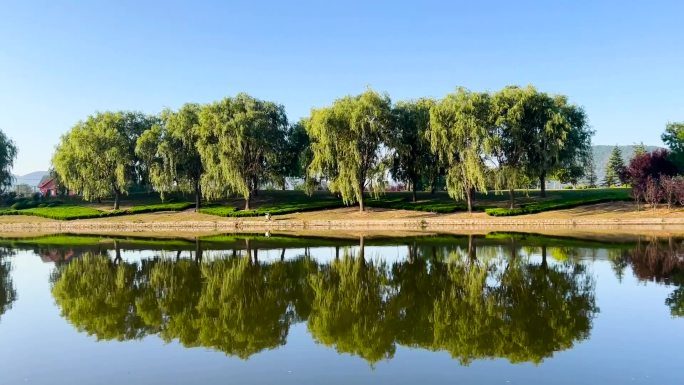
[625,149,678,209]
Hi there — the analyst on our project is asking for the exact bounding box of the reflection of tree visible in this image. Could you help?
[49,241,599,365]
[194,257,293,358]
[493,249,596,364]
[308,254,396,363]
[625,238,684,317]
[392,244,597,365]
[51,253,150,341]
[0,248,16,321]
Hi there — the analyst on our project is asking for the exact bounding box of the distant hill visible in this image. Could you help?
[592,145,661,183]
[12,171,49,188]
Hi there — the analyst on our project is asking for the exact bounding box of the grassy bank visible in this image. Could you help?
[0,188,633,221]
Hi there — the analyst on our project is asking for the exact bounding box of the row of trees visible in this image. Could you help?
[52,86,593,211]
[51,242,596,364]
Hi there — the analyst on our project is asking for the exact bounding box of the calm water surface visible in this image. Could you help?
[0,233,682,384]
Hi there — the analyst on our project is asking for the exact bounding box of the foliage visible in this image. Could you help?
[521,88,592,196]
[661,122,684,171]
[52,111,156,209]
[625,149,678,208]
[428,88,493,212]
[197,93,288,209]
[306,89,393,211]
[603,146,626,187]
[388,98,438,201]
[0,129,17,194]
[490,86,535,206]
[136,104,204,209]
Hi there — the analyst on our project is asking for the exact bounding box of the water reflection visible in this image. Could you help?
[0,248,16,321]
[48,234,601,365]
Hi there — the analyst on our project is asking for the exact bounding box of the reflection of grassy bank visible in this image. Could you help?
[0,231,673,255]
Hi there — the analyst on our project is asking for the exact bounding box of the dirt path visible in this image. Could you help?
[0,202,683,235]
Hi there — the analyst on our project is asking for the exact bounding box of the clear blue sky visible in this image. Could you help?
[1,0,682,175]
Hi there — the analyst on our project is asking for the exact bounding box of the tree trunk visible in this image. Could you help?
[113,189,121,210]
[195,238,203,263]
[508,188,515,209]
[244,192,251,210]
[468,235,476,261]
[358,182,365,212]
[412,177,418,202]
[113,240,122,264]
[540,172,547,198]
[280,248,286,261]
[194,181,202,212]
[541,245,548,270]
[465,187,473,213]
[359,236,365,260]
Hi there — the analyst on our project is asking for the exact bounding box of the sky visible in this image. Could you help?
[1,0,683,175]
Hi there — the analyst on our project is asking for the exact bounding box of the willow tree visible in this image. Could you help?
[428,88,493,212]
[197,94,288,210]
[306,89,392,211]
[389,98,438,202]
[0,130,17,194]
[52,112,132,209]
[523,90,591,197]
[491,86,535,208]
[136,104,204,210]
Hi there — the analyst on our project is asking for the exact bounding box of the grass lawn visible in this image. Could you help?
[0,202,194,220]
[0,188,633,220]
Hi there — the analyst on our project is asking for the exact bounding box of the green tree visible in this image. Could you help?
[661,122,684,171]
[0,129,17,194]
[633,142,648,157]
[389,98,437,202]
[523,89,592,197]
[428,88,494,212]
[136,104,204,210]
[52,112,133,209]
[603,145,626,187]
[306,89,393,211]
[491,86,535,207]
[272,120,312,189]
[196,94,288,210]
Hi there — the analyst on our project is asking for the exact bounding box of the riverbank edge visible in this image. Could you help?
[2,216,684,234]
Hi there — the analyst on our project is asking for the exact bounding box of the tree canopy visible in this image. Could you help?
[428,88,494,212]
[389,98,438,202]
[196,93,288,209]
[306,89,392,211]
[136,103,204,210]
[661,122,684,171]
[0,129,17,194]
[603,145,626,186]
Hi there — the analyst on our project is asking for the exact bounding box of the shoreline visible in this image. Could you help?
[1,202,684,236]
[2,216,684,234]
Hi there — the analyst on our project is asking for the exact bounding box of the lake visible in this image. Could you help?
[0,232,682,384]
